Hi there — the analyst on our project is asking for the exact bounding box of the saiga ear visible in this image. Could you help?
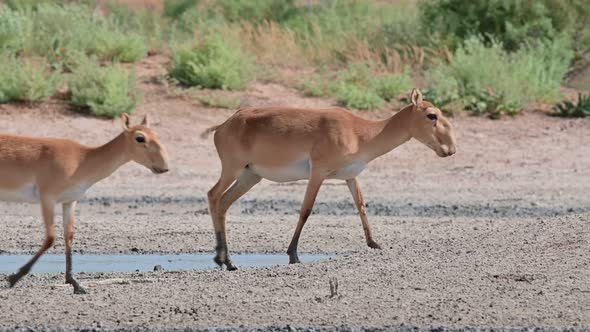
[410,88,423,107]
[121,113,131,131]
[141,114,150,127]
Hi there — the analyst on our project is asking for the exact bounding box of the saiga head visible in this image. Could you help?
[407,89,456,157]
[121,113,170,174]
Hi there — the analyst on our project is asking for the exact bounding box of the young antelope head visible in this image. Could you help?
[121,113,170,174]
[407,89,456,157]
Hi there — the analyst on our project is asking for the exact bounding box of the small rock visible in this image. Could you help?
[154,265,164,272]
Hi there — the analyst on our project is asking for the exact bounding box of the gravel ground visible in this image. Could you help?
[0,97,589,331]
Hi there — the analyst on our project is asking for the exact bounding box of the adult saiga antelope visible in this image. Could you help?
[0,114,169,294]
[202,89,456,270]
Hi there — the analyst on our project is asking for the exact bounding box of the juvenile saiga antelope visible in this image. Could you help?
[0,114,169,294]
[202,89,456,270]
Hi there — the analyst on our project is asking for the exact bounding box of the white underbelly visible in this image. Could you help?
[328,161,367,180]
[250,158,311,182]
[0,184,40,203]
[58,185,89,203]
[0,183,89,204]
[249,158,367,182]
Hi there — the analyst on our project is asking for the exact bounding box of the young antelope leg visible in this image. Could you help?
[346,178,381,249]
[62,201,87,294]
[8,200,56,287]
[287,174,324,264]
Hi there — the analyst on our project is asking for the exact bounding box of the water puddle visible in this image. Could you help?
[0,253,332,274]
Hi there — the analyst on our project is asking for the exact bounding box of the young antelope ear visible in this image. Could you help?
[410,88,423,107]
[121,113,131,130]
[141,114,150,127]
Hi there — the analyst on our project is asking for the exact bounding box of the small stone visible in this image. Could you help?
[154,265,164,272]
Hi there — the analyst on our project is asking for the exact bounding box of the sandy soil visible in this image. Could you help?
[0,55,589,331]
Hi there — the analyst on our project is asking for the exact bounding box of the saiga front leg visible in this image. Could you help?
[346,178,381,249]
[63,201,87,294]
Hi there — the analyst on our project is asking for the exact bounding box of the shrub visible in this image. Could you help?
[164,0,201,20]
[0,8,32,52]
[554,93,590,117]
[170,36,255,90]
[22,3,99,58]
[283,1,417,66]
[0,54,60,103]
[333,63,411,110]
[0,3,148,63]
[420,0,588,51]
[336,84,384,110]
[426,36,573,116]
[198,94,241,109]
[298,73,330,97]
[106,2,166,53]
[94,33,147,63]
[216,0,298,24]
[70,60,137,118]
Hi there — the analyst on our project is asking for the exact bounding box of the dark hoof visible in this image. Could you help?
[368,240,382,249]
[74,286,88,295]
[7,274,20,288]
[288,257,301,264]
[213,255,223,267]
[214,255,238,271]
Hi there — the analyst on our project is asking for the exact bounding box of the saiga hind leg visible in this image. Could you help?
[287,173,325,264]
[63,201,87,294]
[346,178,381,249]
[7,198,56,287]
[213,168,262,270]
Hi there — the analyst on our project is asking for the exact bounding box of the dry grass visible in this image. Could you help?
[240,22,308,68]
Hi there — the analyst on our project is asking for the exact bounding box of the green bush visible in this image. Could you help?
[299,74,330,97]
[106,2,167,53]
[170,36,255,90]
[334,64,411,110]
[554,93,590,117]
[333,64,412,109]
[70,60,137,118]
[426,36,573,116]
[0,8,32,52]
[94,33,147,63]
[164,0,201,20]
[0,55,60,103]
[198,94,241,109]
[336,84,384,110]
[217,0,298,24]
[420,0,588,51]
[0,3,148,63]
[375,74,413,102]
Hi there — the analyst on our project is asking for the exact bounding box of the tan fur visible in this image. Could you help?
[1,114,169,293]
[203,89,457,269]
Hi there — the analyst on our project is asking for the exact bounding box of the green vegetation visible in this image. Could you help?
[0,0,587,117]
[170,36,255,90]
[554,93,590,117]
[0,54,60,103]
[298,64,411,110]
[334,64,411,109]
[198,94,241,109]
[70,59,137,118]
[420,0,590,52]
[427,36,573,117]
